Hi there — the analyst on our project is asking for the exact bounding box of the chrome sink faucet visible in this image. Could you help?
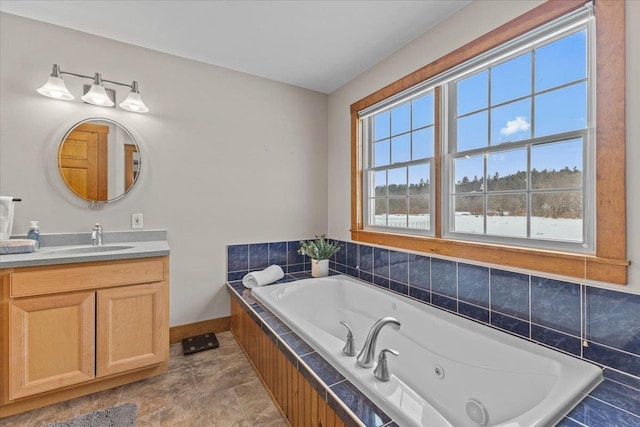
[356,316,401,368]
[91,223,103,246]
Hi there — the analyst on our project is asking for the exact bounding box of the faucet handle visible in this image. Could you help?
[339,321,358,357]
[374,348,399,382]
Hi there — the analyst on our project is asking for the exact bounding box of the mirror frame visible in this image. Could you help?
[57,117,142,203]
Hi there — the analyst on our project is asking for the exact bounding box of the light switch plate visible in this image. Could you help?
[132,213,143,229]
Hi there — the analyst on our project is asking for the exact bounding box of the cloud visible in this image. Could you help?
[500,116,530,136]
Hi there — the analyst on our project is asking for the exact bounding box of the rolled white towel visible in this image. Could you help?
[242,265,284,288]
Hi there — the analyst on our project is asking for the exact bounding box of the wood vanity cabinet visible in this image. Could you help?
[0,256,169,418]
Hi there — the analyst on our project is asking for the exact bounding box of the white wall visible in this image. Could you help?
[328,0,640,293]
[0,13,329,325]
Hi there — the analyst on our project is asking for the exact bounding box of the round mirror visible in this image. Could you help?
[58,118,141,202]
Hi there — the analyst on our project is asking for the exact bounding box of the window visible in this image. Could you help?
[446,26,592,252]
[366,92,435,232]
[351,0,628,284]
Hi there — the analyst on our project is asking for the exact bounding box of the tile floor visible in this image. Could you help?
[2,332,288,426]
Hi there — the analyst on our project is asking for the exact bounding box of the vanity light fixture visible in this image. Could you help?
[80,73,115,107]
[37,64,149,113]
[36,64,74,100]
[119,81,149,113]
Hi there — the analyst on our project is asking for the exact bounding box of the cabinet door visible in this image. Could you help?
[96,283,166,377]
[8,292,95,400]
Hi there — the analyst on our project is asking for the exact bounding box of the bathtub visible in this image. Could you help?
[252,275,601,427]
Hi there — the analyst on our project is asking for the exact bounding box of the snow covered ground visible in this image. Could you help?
[374,213,582,241]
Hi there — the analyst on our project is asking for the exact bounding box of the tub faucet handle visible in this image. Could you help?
[339,321,358,357]
[374,348,399,382]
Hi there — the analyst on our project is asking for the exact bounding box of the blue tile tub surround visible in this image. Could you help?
[431,258,457,298]
[531,276,581,336]
[531,324,582,357]
[584,342,640,378]
[432,292,457,312]
[227,244,248,273]
[279,331,314,357]
[491,311,530,338]
[286,240,305,265]
[226,280,639,427]
[227,240,313,281]
[389,250,409,283]
[346,242,359,270]
[566,395,640,427]
[490,269,530,320]
[458,301,489,324]
[359,244,373,273]
[227,237,640,424]
[408,254,430,289]
[373,247,390,278]
[248,243,269,270]
[268,241,287,265]
[457,263,489,308]
[330,381,391,427]
[409,285,430,304]
[301,352,346,386]
[586,287,640,355]
[389,280,408,296]
[590,376,640,416]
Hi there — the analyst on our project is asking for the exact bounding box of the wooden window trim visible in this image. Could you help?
[350,0,628,284]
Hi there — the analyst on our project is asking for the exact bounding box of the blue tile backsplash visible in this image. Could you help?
[249,243,269,270]
[587,287,640,354]
[373,247,389,278]
[408,254,430,289]
[227,237,640,384]
[490,269,530,320]
[388,250,408,283]
[531,276,582,337]
[431,258,457,298]
[458,263,489,308]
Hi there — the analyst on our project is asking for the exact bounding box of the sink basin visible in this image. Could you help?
[46,245,133,255]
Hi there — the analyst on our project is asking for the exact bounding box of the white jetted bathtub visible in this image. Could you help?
[252,275,601,427]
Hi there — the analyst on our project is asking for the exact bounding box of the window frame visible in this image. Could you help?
[350,0,628,285]
[442,18,595,252]
[363,91,437,235]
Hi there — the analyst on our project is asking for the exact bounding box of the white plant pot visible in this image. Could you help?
[311,259,329,277]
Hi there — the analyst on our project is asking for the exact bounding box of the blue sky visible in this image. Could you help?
[373,28,587,187]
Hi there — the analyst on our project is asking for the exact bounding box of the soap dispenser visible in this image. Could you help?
[27,221,40,250]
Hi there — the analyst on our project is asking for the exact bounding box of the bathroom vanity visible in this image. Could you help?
[0,233,170,418]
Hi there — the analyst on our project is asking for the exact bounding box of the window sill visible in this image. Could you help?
[351,229,629,285]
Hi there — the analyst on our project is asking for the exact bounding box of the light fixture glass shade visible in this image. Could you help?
[37,76,74,100]
[119,92,149,113]
[81,84,115,107]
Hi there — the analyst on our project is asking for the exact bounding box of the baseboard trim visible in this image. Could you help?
[169,316,231,344]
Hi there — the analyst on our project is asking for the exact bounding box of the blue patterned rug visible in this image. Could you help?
[45,403,137,427]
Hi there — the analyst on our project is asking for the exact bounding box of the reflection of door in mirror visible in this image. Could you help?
[59,123,108,201]
[124,144,139,192]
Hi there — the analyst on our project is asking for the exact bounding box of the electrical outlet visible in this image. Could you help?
[132,213,143,229]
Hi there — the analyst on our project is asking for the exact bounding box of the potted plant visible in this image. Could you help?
[298,234,340,277]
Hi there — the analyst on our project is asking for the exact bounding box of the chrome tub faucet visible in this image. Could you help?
[374,348,399,381]
[356,316,401,368]
[339,321,358,356]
